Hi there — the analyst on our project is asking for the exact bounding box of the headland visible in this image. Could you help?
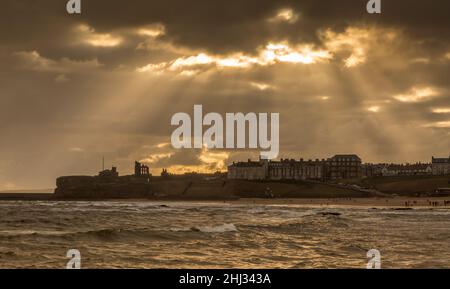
[1,160,449,203]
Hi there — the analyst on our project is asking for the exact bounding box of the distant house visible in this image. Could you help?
[227,159,268,180]
[228,157,326,181]
[98,166,119,178]
[268,158,324,181]
[228,155,365,181]
[327,154,362,179]
[432,156,450,175]
[381,163,432,177]
[361,163,385,177]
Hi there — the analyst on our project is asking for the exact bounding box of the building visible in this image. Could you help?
[228,154,366,181]
[268,158,324,180]
[227,159,268,180]
[161,168,170,178]
[381,163,432,177]
[228,158,325,181]
[135,161,151,177]
[98,166,119,178]
[327,154,362,179]
[432,156,450,175]
[361,163,384,178]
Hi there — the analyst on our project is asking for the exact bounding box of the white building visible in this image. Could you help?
[381,163,432,177]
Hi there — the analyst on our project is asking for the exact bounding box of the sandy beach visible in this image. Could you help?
[224,197,450,208]
[1,192,449,209]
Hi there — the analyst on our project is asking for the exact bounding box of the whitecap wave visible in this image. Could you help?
[192,223,238,233]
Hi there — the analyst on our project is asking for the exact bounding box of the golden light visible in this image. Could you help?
[137,41,332,75]
[431,108,450,114]
[393,86,438,103]
[423,121,450,128]
[250,82,273,91]
[156,143,170,148]
[368,106,381,113]
[87,34,122,47]
[137,62,168,73]
[321,27,390,68]
[269,8,299,24]
[137,24,165,37]
[262,42,332,65]
[77,24,122,47]
[140,153,174,164]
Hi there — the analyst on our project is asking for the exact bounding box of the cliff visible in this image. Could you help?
[54,175,155,199]
[54,175,236,199]
[54,175,367,200]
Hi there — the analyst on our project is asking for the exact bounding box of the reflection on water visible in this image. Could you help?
[0,200,449,268]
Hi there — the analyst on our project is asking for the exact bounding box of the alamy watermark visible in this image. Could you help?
[66,0,81,14]
[66,249,81,269]
[367,249,381,269]
[171,105,279,160]
[366,0,382,14]
[67,1,380,15]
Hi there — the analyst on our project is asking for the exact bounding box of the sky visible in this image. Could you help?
[0,0,450,190]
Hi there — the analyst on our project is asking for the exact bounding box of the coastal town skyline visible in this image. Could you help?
[75,153,449,183]
[1,149,450,191]
[61,153,450,180]
[1,0,449,191]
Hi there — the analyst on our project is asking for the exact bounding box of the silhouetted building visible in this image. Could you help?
[432,156,450,175]
[228,158,325,181]
[98,166,119,178]
[135,161,150,177]
[326,154,362,179]
[268,158,324,180]
[161,168,170,178]
[362,163,384,177]
[228,159,268,180]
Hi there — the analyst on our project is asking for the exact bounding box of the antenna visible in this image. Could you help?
[102,157,105,171]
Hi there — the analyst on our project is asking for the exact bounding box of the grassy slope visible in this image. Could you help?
[226,180,370,198]
[346,175,450,196]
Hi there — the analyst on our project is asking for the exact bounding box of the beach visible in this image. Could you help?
[227,197,450,208]
[0,193,450,208]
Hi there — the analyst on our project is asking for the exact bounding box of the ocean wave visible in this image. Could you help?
[70,224,240,240]
[0,223,240,242]
[190,223,238,233]
[0,229,66,237]
[240,211,351,234]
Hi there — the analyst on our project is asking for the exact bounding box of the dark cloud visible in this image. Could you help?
[76,0,450,53]
[2,0,450,55]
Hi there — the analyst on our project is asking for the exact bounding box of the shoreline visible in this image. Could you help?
[0,194,449,208]
[226,197,450,208]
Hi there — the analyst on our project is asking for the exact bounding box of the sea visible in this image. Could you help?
[0,200,449,269]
